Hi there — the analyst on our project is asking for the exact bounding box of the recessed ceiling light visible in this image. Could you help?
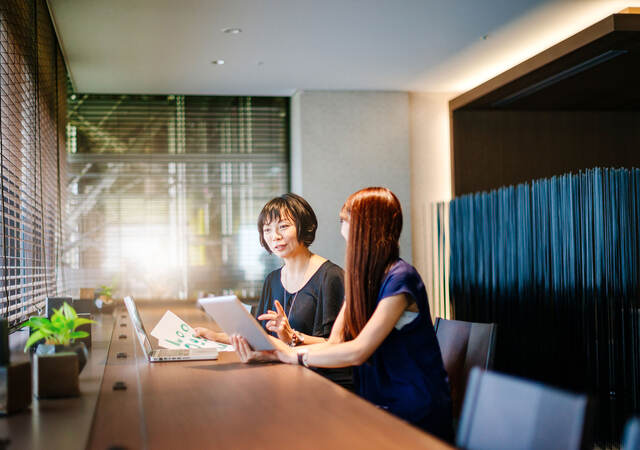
[211,60,225,65]
[222,27,242,34]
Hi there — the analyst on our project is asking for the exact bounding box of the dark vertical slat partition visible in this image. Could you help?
[449,167,640,447]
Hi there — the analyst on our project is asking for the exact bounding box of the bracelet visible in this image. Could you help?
[296,350,309,367]
[289,330,305,347]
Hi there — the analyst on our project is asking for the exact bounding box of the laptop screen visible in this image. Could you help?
[124,296,153,357]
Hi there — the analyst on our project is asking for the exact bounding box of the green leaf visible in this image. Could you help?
[24,330,46,351]
[73,317,96,328]
[65,317,75,333]
[25,316,51,328]
[51,309,64,325]
[70,331,89,339]
[62,302,77,320]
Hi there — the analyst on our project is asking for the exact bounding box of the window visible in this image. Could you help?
[0,0,66,325]
[65,95,289,300]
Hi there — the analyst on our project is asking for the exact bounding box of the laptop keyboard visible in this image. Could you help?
[155,349,190,357]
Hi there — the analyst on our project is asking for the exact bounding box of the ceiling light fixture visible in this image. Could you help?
[211,60,225,65]
[222,27,242,34]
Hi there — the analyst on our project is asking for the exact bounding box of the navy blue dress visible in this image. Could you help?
[353,259,453,441]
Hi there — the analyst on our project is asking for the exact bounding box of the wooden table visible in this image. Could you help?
[88,304,453,450]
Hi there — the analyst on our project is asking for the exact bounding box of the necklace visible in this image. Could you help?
[284,289,300,320]
[282,256,311,320]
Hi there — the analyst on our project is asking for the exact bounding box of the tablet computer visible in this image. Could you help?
[199,295,275,351]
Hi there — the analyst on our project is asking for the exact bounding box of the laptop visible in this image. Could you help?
[123,296,218,362]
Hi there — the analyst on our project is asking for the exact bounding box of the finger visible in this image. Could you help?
[274,301,285,316]
[230,334,239,351]
[257,313,276,321]
[235,336,250,363]
[239,337,253,358]
[230,335,240,355]
[231,335,242,354]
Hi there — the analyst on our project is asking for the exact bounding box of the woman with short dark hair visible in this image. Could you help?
[253,193,345,348]
[196,193,351,387]
[232,188,453,441]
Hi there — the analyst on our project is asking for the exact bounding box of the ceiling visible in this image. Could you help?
[48,0,640,96]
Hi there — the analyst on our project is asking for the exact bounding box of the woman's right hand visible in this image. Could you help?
[257,300,294,344]
[193,327,224,342]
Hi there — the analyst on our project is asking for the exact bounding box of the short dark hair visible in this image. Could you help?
[257,193,318,253]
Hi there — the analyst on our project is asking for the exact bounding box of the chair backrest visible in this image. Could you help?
[457,368,592,450]
[434,317,497,419]
[624,416,640,450]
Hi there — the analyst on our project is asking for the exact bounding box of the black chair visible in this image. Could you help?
[457,368,592,450]
[434,317,497,419]
[624,416,640,450]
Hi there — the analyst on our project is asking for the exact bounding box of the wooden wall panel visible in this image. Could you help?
[452,110,640,196]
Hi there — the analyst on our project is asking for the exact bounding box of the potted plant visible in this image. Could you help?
[97,284,115,313]
[22,302,95,398]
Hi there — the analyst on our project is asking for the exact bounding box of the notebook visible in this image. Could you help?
[123,296,218,362]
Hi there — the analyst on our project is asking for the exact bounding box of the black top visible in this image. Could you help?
[256,260,353,390]
[256,260,344,338]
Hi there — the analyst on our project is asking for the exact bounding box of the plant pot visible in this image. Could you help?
[96,297,115,314]
[0,361,32,413]
[36,342,88,373]
[33,342,88,398]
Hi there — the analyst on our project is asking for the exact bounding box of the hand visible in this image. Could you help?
[257,300,294,344]
[230,335,278,363]
[193,327,223,342]
[267,335,299,365]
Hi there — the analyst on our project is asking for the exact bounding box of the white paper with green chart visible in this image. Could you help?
[150,310,234,351]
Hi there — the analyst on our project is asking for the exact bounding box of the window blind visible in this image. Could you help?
[0,0,66,325]
[65,95,288,301]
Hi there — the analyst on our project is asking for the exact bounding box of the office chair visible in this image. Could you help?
[457,368,592,450]
[623,416,640,450]
[433,317,497,419]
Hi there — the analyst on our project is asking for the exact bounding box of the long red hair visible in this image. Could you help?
[341,187,402,340]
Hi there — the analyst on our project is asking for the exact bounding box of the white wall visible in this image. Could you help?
[291,90,412,268]
[408,92,457,314]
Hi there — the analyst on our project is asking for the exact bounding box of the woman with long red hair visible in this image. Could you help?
[232,187,453,441]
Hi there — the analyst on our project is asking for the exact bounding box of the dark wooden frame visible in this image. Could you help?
[449,11,640,196]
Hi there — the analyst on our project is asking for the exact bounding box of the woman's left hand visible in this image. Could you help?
[257,300,295,344]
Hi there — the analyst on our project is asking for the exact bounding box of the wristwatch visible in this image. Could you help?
[297,349,309,367]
